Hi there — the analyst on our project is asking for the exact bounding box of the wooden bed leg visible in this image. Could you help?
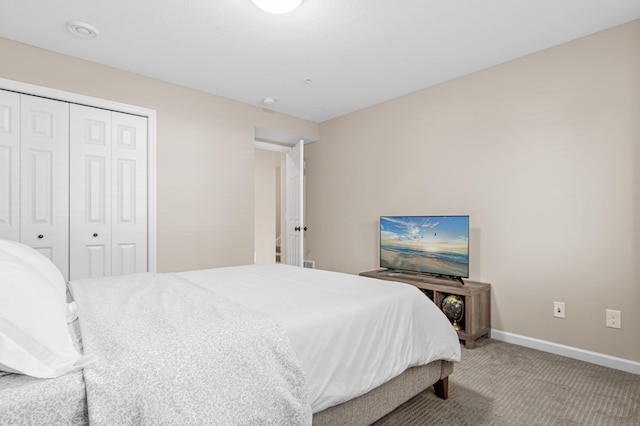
[433,377,449,400]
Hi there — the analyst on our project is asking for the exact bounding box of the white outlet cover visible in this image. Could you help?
[606,309,621,329]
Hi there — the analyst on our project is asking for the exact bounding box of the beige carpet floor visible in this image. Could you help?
[372,338,640,425]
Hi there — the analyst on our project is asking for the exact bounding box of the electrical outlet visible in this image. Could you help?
[606,309,621,329]
[554,301,565,318]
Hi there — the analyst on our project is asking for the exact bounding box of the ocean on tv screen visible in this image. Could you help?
[380,215,469,277]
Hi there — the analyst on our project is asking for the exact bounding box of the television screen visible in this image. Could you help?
[380,215,469,278]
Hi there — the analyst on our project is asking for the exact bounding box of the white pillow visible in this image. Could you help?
[0,239,81,378]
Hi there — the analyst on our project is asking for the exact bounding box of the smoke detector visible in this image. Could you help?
[66,21,100,39]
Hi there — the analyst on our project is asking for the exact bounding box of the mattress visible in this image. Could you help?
[178,264,461,412]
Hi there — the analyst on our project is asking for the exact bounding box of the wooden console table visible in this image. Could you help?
[360,270,491,349]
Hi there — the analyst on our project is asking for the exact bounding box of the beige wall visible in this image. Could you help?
[0,37,319,272]
[307,20,640,362]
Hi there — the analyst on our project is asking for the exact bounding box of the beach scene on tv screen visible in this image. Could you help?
[381,216,469,277]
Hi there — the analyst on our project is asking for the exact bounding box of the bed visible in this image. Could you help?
[0,239,461,425]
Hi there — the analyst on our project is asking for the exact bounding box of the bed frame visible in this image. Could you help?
[1,360,452,425]
[313,360,453,426]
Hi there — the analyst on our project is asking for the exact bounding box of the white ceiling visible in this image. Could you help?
[1,0,638,123]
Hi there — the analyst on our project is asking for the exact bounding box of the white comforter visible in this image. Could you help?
[179,264,461,412]
[70,272,311,425]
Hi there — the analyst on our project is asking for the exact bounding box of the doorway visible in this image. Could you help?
[254,147,285,264]
[254,138,307,266]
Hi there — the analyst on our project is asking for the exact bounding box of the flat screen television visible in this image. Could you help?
[380,215,469,280]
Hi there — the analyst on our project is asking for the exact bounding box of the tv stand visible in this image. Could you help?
[360,269,491,349]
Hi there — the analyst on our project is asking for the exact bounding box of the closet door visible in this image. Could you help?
[20,95,70,279]
[70,104,112,280]
[111,112,147,276]
[0,90,20,241]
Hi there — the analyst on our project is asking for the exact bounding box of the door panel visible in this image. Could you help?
[115,243,137,275]
[111,112,147,276]
[115,159,136,222]
[20,95,69,279]
[285,140,303,267]
[29,150,54,222]
[70,104,112,280]
[0,90,20,241]
[86,245,107,277]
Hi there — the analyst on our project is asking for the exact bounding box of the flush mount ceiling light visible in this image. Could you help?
[66,20,100,38]
[262,97,277,106]
[251,0,303,14]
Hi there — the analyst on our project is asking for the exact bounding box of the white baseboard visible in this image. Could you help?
[491,329,640,375]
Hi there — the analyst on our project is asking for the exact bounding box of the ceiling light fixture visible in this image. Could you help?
[66,21,100,38]
[262,97,276,106]
[251,0,303,14]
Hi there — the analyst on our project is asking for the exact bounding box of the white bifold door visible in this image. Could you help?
[0,93,71,278]
[70,104,147,280]
[1,93,69,277]
[0,89,148,281]
[0,91,21,243]
[20,95,71,279]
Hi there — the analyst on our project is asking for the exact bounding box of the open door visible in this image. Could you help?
[285,140,304,267]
